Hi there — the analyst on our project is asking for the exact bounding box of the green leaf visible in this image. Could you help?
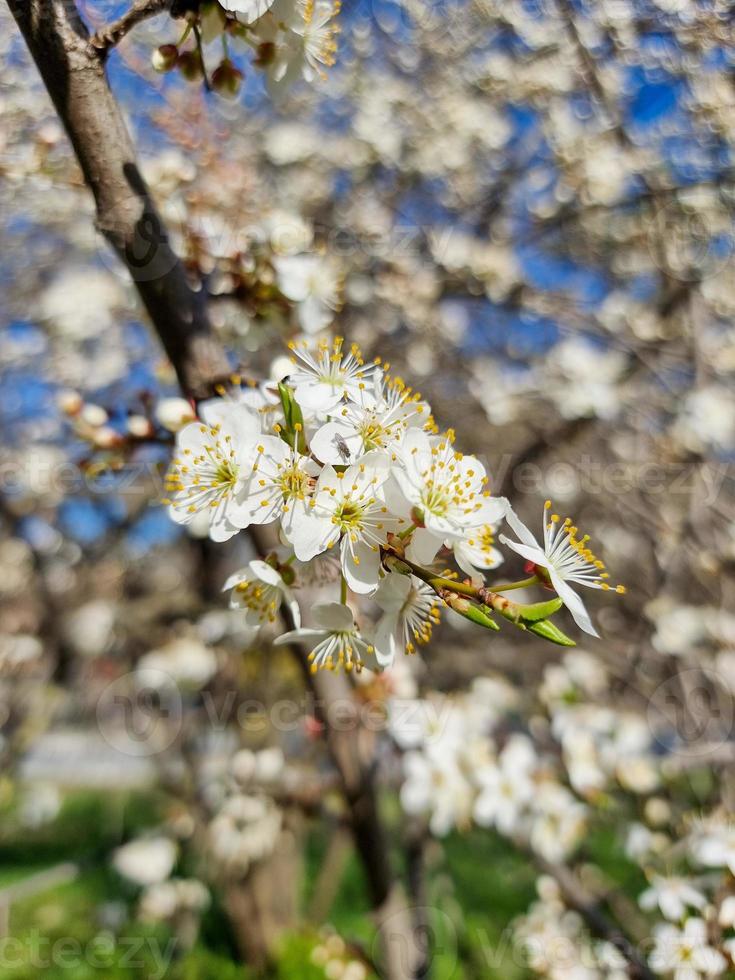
[516,596,563,621]
[527,619,576,646]
[463,604,500,631]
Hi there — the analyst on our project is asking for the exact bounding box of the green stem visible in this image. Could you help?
[340,575,347,605]
[192,24,210,90]
[386,553,477,597]
[488,575,540,592]
[382,549,575,646]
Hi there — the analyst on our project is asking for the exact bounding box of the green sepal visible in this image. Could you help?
[527,619,576,646]
[277,382,306,453]
[516,596,564,622]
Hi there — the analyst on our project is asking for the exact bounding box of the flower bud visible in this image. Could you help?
[152,44,179,73]
[127,415,153,439]
[80,403,108,427]
[92,426,123,449]
[155,397,196,433]
[177,49,204,81]
[254,42,276,68]
[58,389,83,416]
[211,59,243,99]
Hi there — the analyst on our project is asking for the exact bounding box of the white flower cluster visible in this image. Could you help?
[154,0,341,100]
[139,878,210,926]
[163,337,624,671]
[515,876,630,980]
[208,793,283,876]
[541,651,661,798]
[389,679,587,862]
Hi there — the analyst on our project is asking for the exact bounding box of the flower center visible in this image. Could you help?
[359,417,388,450]
[278,462,310,499]
[334,500,363,530]
[214,459,239,488]
[235,580,279,623]
[422,482,449,516]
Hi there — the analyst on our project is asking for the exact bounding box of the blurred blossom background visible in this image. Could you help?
[1,0,735,978]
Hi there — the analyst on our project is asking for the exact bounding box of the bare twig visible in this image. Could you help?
[89,0,171,52]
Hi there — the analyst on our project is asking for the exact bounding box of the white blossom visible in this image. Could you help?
[311,371,430,466]
[164,404,262,542]
[372,571,440,666]
[113,837,177,887]
[223,559,301,630]
[275,253,341,334]
[392,428,503,562]
[500,500,625,636]
[274,602,377,672]
[650,918,727,979]
[286,337,376,413]
[640,876,708,922]
[294,453,404,592]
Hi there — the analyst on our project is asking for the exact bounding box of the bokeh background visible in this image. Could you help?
[1,0,735,977]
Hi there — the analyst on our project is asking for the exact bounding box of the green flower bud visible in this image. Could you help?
[211,59,243,99]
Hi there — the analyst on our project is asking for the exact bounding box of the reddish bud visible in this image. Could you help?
[254,41,276,67]
[177,49,204,81]
[211,58,243,99]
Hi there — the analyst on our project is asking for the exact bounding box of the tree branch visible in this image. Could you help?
[89,0,171,52]
[8,3,414,975]
[7,0,228,400]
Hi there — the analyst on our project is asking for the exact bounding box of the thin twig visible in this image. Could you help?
[89,0,171,52]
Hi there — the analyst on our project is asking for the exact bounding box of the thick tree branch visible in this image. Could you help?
[8,3,414,976]
[7,0,228,400]
[89,0,171,52]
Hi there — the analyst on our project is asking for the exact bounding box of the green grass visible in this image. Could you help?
[0,788,618,979]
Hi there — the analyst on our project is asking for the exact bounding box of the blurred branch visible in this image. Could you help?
[89,0,171,52]
[307,825,352,922]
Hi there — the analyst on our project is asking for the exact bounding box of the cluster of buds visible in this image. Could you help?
[151,0,342,100]
[58,390,125,450]
[59,391,197,481]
